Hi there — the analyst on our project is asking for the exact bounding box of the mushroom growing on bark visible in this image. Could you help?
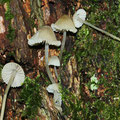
[73,9,120,41]
[48,56,60,80]
[46,83,62,112]
[28,26,61,84]
[51,15,77,62]
[0,62,25,120]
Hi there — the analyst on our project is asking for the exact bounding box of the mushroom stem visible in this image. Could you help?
[54,66,59,80]
[0,71,16,120]
[45,43,55,83]
[54,66,61,82]
[59,31,67,62]
[78,18,120,41]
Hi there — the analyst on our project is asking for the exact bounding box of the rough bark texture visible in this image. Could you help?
[0,0,80,119]
[0,0,76,72]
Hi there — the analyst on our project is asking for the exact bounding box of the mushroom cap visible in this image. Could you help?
[48,56,60,67]
[46,83,59,93]
[73,9,86,28]
[28,26,61,46]
[46,83,62,111]
[2,62,25,87]
[51,15,77,33]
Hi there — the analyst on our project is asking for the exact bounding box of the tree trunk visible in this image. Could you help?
[0,0,80,119]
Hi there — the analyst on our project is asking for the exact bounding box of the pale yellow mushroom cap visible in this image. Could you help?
[28,26,61,46]
[48,56,60,67]
[51,15,77,33]
[2,62,25,87]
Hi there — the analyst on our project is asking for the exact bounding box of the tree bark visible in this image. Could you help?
[0,0,80,119]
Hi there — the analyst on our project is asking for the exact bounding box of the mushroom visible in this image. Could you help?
[46,83,62,112]
[73,9,120,41]
[51,15,77,62]
[48,56,60,80]
[28,26,61,84]
[0,62,25,120]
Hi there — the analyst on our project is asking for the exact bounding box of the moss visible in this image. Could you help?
[0,0,10,4]
[7,51,15,57]
[19,76,42,119]
[62,88,120,120]
[62,50,72,67]
[7,25,15,42]
[62,0,120,119]
[2,1,15,42]
[4,1,14,20]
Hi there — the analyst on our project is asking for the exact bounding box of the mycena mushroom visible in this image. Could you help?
[0,62,25,120]
[48,56,60,80]
[73,9,120,41]
[28,26,61,84]
[51,15,77,62]
[46,83,62,112]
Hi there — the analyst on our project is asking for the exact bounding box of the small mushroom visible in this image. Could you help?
[28,26,61,84]
[51,15,77,62]
[46,83,62,112]
[48,56,60,67]
[48,56,60,80]
[73,9,120,41]
[0,62,25,120]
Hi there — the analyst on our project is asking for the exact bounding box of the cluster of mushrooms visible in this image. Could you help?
[1,9,120,119]
[28,9,120,112]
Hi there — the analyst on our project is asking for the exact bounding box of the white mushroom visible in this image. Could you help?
[46,83,59,93]
[51,15,77,62]
[48,56,60,80]
[0,62,25,120]
[73,9,120,41]
[46,83,62,112]
[28,26,61,84]
[73,9,86,28]
[48,56,60,67]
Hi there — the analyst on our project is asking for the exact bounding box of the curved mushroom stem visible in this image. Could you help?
[0,71,16,120]
[54,66,61,82]
[45,43,55,83]
[78,18,120,42]
[59,31,67,62]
